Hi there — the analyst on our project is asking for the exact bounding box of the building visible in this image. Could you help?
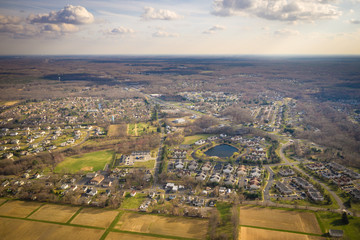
[89,175,105,185]
[275,181,292,195]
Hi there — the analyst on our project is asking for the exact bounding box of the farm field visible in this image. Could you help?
[107,124,126,137]
[182,134,211,145]
[70,208,119,228]
[54,149,114,173]
[106,232,172,240]
[115,212,208,239]
[0,217,104,240]
[239,227,325,240]
[0,198,7,205]
[29,204,80,223]
[239,206,322,234]
[0,200,42,218]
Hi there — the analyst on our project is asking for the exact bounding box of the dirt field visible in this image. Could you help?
[115,212,208,239]
[70,208,119,228]
[2,100,20,106]
[0,217,104,240]
[0,199,7,205]
[108,124,126,137]
[29,204,80,223]
[0,200,42,218]
[239,206,322,234]
[106,232,172,240]
[239,227,325,240]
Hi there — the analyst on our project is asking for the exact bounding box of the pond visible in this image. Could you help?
[204,144,238,158]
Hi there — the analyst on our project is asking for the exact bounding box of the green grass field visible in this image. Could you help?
[120,193,147,210]
[316,211,360,239]
[127,123,157,136]
[182,134,211,145]
[54,150,114,173]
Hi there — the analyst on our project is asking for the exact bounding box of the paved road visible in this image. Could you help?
[263,166,274,202]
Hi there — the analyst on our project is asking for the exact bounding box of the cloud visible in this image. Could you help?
[28,5,94,25]
[107,26,135,35]
[274,28,300,36]
[212,0,341,23]
[203,24,226,34]
[350,19,360,24]
[141,7,182,20]
[152,30,179,38]
[0,5,94,39]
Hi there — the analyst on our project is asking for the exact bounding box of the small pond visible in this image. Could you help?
[204,144,238,158]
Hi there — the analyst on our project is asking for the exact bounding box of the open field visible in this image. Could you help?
[120,193,147,209]
[239,227,325,240]
[115,212,208,239]
[54,150,114,173]
[70,208,118,228]
[0,198,7,205]
[1,100,20,106]
[29,204,80,223]
[107,124,127,137]
[0,217,104,240]
[106,232,172,240]
[316,211,360,239]
[127,122,157,136]
[239,206,322,234]
[182,134,211,145]
[0,200,42,218]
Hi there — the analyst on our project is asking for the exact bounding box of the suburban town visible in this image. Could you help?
[1,86,359,239]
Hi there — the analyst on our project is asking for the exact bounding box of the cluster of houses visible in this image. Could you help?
[274,166,324,202]
[0,125,100,159]
[305,162,360,195]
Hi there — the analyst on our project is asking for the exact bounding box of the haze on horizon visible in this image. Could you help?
[0,0,360,55]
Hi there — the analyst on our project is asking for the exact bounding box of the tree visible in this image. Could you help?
[342,212,349,225]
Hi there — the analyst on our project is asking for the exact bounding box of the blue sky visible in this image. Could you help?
[0,0,360,55]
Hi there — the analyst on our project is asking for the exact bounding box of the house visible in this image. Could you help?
[224,175,236,186]
[175,159,184,169]
[275,181,292,195]
[223,164,234,174]
[188,161,198,171]
[329,229,343,238]
[86,188,97,196]
[172,118,185,124]
[293,177,312,189]
[195,139,206,145]
[237,165,247,175]
[89,174,104,185]
[279,168,295,177]
[61,184,69,190]
[195,172,207,181]
[308,187,324,201]
[209,173,221,183]
[201,162,212,171]
[130,190,137,197]
[86,172,97,178]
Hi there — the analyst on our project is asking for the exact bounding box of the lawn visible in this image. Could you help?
[182,134,211,145]
[316,211,360,239]
[120,193,147,210]
[54,150,114,173]
[216,202,233,239]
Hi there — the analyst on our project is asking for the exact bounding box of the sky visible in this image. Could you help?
[0,0,360,55]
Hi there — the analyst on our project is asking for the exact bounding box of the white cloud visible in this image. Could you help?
[141,7,182,20]
[108,26,135,35]
[28,5,94,25]
[152,30,179,38]
[212,0,342,23]
[274,28,300,36]
[0,5,94,39]
[203,24,226,34]
[350,19,360,24]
